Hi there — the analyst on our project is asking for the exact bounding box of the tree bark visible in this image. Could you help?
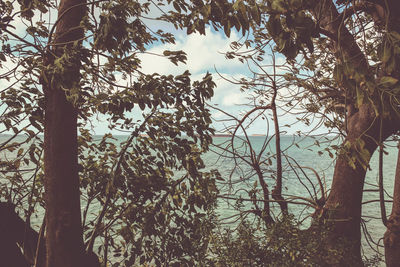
[309,2,400,265]
[384,145,400,267]
[271,86,288,215]
[42,0,87,266]
[321,105,398,266]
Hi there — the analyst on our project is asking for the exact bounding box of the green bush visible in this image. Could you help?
[207,215,379,267]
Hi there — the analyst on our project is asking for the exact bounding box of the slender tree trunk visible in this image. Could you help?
[42,0,87,266]
[44,81,83,267]
[271,100,287,215]
[384,145,400,266]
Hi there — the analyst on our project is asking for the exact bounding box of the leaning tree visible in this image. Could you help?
[208,0,400,265]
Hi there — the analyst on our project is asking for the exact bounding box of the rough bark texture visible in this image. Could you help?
[44,84,84,267]
[43,0,87,266]
[322,105,397,265]
[271,99,288,215]
[310,1,400,265]
[310,2,370,264]
[358,3,400,265]
[384,146,400,267]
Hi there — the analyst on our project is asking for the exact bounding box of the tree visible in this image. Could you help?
[3,0,399,265]
[209,0,400,265]
[210,50,349,264]
[1,0,256,265]
[40,0,88,265]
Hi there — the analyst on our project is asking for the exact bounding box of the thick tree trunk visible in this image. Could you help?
[323,158,366,265]
[309,2,400,265]
[43,0,87,266]
[322,105,398,266]
[384,145,400,266]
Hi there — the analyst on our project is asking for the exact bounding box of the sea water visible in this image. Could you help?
[210,135,398,263]
[0,134,397,263]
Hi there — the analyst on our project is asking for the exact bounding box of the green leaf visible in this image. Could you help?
[232,0,242,10]
[359,147,371,165]
[138,100,145,110]
[230,15,241,31]
[238,1,247,18]
[266,15,282,37]
[17,148,23,157]
[223,20,231,38]
[271,0,286,12]
[382,43,391,63]
[356,87,365,107]
[251,5,261,25]
[379,76,399,87]
[202,4,211,17]
[173,2,181,13]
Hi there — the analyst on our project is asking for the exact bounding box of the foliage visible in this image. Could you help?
[0,0,243,265]
[208,0,400,265]
[2,0,400,265]
[208,216,365,267]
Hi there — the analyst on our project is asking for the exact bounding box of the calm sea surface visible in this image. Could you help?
[210,135,398,263]
[0,134,397,262]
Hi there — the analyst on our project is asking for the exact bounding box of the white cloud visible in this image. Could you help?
[210,73,248,107]
[222,92,247,106]
[139,28,246,76]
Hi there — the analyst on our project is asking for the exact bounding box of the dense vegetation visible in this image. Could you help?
[0,0,399,266]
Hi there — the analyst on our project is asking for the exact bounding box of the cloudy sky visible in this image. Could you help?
[88,24,274,135]
[139,28,249,107]
[98,25,312,136]
[94,24,301,136]
[0,2,322,136]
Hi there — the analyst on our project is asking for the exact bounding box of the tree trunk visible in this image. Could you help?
[44,84,83,267]
[322,104,398,266]
[308,2,400,265]
[384,145,400,266]
[42,0,87,266]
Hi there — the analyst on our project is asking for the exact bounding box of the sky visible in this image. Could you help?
[0,1,325,137]
[90,2,326,136]
[95,24,317,136]
[93,25,301,136]
[91,27,265,135]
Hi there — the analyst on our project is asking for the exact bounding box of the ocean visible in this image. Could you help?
[210,135,398,263]
[0,134,397,263]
